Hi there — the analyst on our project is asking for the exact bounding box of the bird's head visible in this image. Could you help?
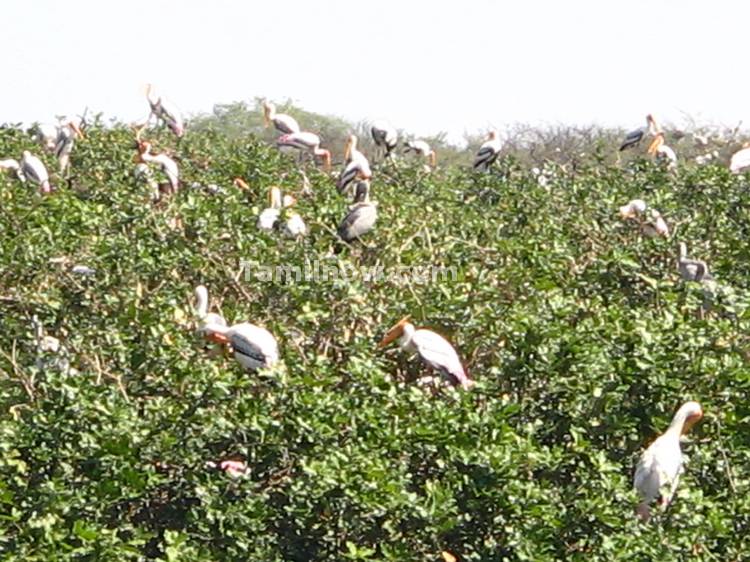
[679,401,703,435]
[488,130,498,140]
[233,177,250,190]
[377,316,412,349]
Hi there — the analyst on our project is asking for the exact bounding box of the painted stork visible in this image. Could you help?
[371,120,398,158]
[473,130,502,172]
[634,401,703,521]
[136,140,179,193]
[377,316,474,390]
[54,120,84,172]
[620,114,658,151]
[678,243,713,282]
[338,180,378,242]
[146,84,184,137]
[276,132,331,170]
[729,144,750,174]
[338,135,372,193]
[404,140,436,168]
[199,318,279,372]
[647,133,677,169]
[262,101,300,135]
[21,151,52,193]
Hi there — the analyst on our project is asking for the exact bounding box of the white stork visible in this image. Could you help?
[473,131,502,172]
[378,316,474,390]
[404,140,436,168]
[262,101,300,135]
[146,84,184,137]
[620,114,659,151]
[338,180,378,242]
[371,121,398,159]
[634,401,703,521]
[276,132,331,171]
[0,159,25,181]
[21,151,52,193]
[619,198,669,238]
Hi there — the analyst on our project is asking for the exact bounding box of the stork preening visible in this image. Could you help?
[378,316,474,390]
[338,180,378,242]
[404,139,436,169]
[135,133,180,195]
[634,401,703,521]
[194,285,279,372]
[21,151,52,193]
[337,135,372,193]
[473,131,502,172]
[620,114,659,151]
[371,121,398,159]
[276,132,331,171]
[146,84,184,137]
[263,101,300,135]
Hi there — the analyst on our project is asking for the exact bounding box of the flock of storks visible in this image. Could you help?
[5,86,748,520]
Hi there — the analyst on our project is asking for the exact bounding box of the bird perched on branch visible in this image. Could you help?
[473,130,502,172]
[620,114,659,151]
[378,316,474,390]
[371,120,398,159]
[338,180,377,242]
[634,401,703,521]
[263,101,300,135]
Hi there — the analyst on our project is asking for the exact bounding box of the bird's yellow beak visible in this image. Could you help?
[344,136,353,162]
[647,134,663,155]
[207,332,229,345]
[377,315,411,349]
[263,103,271,128]
[430,152,437,168]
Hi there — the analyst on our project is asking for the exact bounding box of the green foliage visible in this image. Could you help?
[1,116,750,561]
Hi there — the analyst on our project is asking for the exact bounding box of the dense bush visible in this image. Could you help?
[1,113,750,561]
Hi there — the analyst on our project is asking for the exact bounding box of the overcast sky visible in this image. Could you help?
[2,1,746,142]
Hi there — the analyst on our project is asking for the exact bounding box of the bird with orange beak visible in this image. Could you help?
[647,132,677,169]
[276,131,331,171]
[338,135,372,194]
[634,401,703,522]
[377,316,474,390]
[262,100,300,135]
[619,114,659,151]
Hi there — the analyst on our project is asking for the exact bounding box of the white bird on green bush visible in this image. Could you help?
[54,120,84,172]
[194,285,279,372]
[258,186,300,233]
[378,316,474,390]
[21,150,52,193]
[634,401,703,521]
[0,158,25,181]
[473,130,502,172]
[136,140,179,194]
[263,101,300,135]
[338,180,377,242]
[276,132,331,171]
[619,199,669,238]
[404,139,437,169]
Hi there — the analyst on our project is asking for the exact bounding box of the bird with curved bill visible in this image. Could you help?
[378,316,474,390]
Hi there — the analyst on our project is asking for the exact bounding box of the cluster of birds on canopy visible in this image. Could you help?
[9,86,750,520]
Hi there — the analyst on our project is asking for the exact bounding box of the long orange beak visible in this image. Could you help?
[647,134,663,155]
[233,177,250,190]
[263,104,271,128]
[377,315,411,349]
[321,150,331,172]
[429,151,437,168]
[344,136,353,162]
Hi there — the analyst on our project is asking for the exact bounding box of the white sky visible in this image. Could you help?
[2,0,747,142]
